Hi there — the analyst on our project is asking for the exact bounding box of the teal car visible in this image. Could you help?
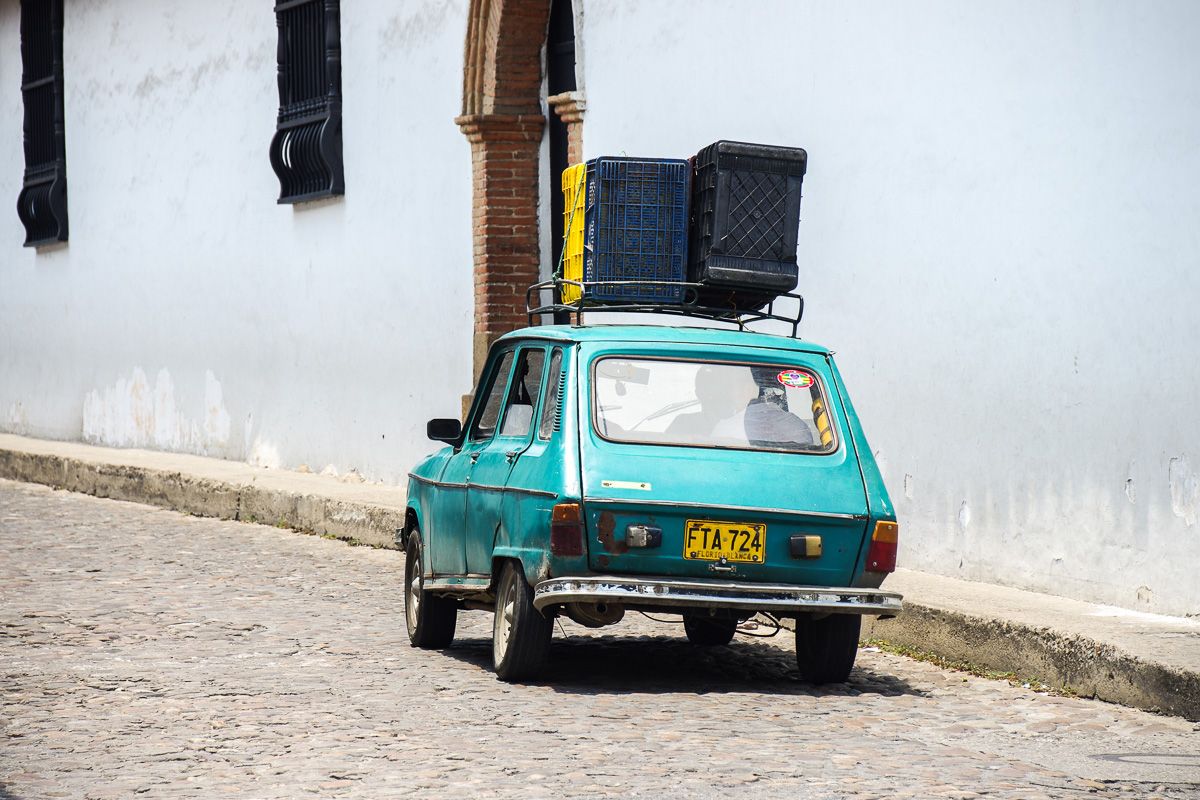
[402,324,901,683]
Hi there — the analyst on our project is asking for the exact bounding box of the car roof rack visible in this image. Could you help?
[525,279,806,338]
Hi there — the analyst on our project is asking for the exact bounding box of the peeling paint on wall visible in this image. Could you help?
[1168,456,1198,526]
[5,401,28,435]
[248,438,281,469]
[82,368,231,453]
[203,371,231,444]
[379,0,456,51]
[243,413,254,459]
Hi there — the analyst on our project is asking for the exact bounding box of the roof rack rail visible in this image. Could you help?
[525,279,806,338]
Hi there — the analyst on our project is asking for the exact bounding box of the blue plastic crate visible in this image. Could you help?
[583,157,689,304]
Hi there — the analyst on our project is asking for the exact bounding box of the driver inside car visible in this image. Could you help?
[666,365,815,448]
[665,365,756,442]
[741,376,815,448]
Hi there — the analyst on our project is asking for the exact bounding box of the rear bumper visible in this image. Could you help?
[532,575,903,617]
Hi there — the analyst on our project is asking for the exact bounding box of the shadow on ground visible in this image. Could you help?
[436,633,925,698]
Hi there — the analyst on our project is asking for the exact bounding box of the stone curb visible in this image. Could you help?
[0,448,405,551]
[860,606,1200,721]
[2,444,1196,721]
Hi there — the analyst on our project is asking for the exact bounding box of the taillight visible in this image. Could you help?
[866,520,898,573]
[550,502,584,556]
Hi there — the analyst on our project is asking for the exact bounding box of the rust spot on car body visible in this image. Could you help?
[597,510,628,554]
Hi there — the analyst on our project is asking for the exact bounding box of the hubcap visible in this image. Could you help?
[494,576,515,664]
[406,548,421,633]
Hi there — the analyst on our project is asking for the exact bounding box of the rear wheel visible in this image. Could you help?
[794,613,861,684]
[492,561,552,682]
[404,531,457,648]
[683,614,737,646]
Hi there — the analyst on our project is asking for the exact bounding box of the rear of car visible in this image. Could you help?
[533,336,901,680]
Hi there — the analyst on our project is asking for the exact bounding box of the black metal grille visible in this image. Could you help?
[17,0,68,247]
[269,0,343,204]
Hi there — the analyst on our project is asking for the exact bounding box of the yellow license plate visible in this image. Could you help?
[683,520,766,563]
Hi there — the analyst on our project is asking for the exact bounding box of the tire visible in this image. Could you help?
[404,531,457,649]
[683,614,737,646]
[794,613,861,684]
[492,561,552,682]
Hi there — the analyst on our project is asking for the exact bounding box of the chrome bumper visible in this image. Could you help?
[533,575,903,617]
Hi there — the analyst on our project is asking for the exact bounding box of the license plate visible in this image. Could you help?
[683,520,766,563]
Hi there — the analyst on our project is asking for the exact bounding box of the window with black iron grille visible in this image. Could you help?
[17,0,68,247]
[269,0,343,204]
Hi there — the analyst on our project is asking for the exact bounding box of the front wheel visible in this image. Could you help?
[404,531,457,648]
[794,613,861,684]
[492,561,552,682]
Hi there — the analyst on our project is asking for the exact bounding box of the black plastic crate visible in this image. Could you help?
[583,157,689,304]
[689,141,807,308]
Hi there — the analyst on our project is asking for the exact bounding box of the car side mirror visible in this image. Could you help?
[426,418,462,443]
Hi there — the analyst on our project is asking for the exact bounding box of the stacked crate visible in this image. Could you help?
[560,164,587,304]
[559,157,690,305]
[559,142,805,311]
[689,141,807,310]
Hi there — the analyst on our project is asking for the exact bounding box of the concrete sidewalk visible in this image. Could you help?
[862,570,1200,721]
[0,433,407,549]
[2,432,1197,721]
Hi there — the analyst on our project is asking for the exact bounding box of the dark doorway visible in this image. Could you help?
[547,0,576,283]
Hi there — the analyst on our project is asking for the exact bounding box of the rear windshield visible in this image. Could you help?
[592,357,837,454]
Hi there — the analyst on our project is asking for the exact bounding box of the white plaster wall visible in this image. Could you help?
[582,0,1200,615]
[0,0,474,484]
[3,0,1198,616]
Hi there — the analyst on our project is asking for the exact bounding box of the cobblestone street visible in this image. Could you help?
[1,479,1197,799]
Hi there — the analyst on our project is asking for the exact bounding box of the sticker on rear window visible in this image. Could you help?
[777,370,814,389]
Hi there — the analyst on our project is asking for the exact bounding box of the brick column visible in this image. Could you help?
[547,91,586,165]
[455,112,545,378]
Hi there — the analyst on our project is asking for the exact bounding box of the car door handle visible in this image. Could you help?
[505,450,520,462]
[469,452,480,464]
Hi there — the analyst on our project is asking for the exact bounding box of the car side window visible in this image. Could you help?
[537,348,564,439]
[470,351,515,441]
[498,348,545,438]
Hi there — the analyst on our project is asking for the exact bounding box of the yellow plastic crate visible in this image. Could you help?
[560,163,587,303]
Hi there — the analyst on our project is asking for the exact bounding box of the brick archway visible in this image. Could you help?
[456,0,583,377]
